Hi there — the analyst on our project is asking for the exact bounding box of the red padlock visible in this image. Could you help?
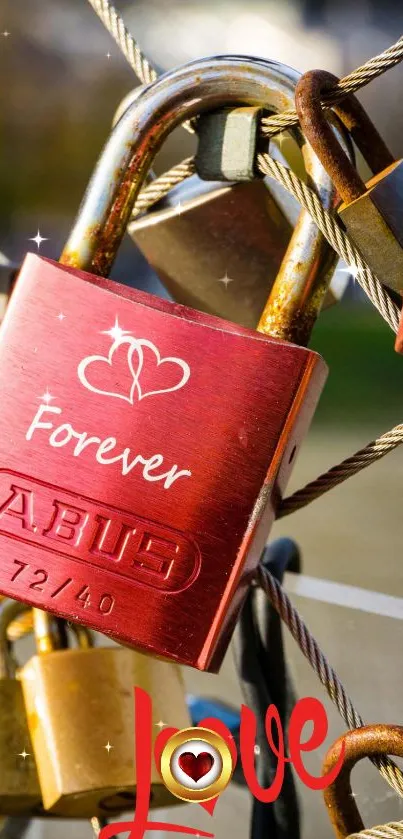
[0,57,328,671]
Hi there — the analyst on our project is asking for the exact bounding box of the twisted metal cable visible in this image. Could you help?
[87,0,402,139]
[86,0,194,133]
[258,565,403,797]
[254,152,403,515]
[261,35,403,136]
[348,824,403,839]
[257,153,400,332]
[279,424,403,517]
[86,0,158,85]
[131,157,196,218]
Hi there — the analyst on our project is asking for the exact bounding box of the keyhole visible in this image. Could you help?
[288,445,297,464]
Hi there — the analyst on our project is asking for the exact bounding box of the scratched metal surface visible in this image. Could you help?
[16,432,403,838]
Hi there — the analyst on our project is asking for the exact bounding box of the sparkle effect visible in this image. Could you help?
[106,52,111,59]
[57,312,66,321]
[18,750,30,760]
[338,263,360,279]
[38,390,55,404]
[104,742,113,753]
[29,230,49,250]
[101,317,132,342]
[218,272,234,289]
[2,31,10,38]
[155,720,166,729]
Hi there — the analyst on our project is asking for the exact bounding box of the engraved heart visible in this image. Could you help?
[77,337,142,404]
[135,338,190,401]
[178,752,214,783]
[77,335,190,404]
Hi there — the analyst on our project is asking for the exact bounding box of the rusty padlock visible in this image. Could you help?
[126,61,354,328]
[0,56,328,671]
[323,724,403,838]
[295,69,403,299]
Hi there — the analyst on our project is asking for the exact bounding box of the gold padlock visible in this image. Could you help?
[0,600,41,816]
[20,610,190,818]
[123,62,353,328]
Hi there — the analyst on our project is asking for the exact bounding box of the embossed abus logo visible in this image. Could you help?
[0,472,200,593]
[100,688,344,839]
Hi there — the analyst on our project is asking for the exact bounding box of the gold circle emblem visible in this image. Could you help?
[160,726,234,802]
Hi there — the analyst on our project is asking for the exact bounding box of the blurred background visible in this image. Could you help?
[1,0,403,837]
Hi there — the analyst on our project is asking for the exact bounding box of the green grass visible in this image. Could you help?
[308,304,403,428]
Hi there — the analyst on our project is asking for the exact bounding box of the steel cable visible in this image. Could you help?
[258,564,403,798]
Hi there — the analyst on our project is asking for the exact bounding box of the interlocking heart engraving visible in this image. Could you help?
[77,335,190,404]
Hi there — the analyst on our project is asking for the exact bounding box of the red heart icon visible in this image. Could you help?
[155,718,237,815]
[178,752,214,783]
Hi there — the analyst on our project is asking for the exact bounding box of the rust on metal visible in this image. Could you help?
[323,724,403,839]
[257,213,336,344]
[295,69,394,204]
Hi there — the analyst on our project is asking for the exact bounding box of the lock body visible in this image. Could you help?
[20,645,189,817]
[0,254,326,670]
[130,176,293,329]
[129,173,345,330]
[0,680,41,814]
[339,159,403,295]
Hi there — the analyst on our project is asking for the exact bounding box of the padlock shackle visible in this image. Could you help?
[33,609,65,655]
[0,599,31,679]
[295,69,395,204]
[69,623,94,650]
[60,55,343,278]
[323,724,403,839]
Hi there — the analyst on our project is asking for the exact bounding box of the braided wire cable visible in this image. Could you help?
[261,35,403,136]
[278,424,403,517]
[87,0,402,140]
[86,0,158,85]
[257,153,400,332]
[348,824,403,839]
[86,0,194,133]
[131,157,196,218]
[258,566,403,797]
[254,152,403,515]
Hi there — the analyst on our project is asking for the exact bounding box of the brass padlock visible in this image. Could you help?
[126,60,354,328]
[0,600,41,816]
[323,724,403,838]
[20,610,190,817]
[296,69,403,295]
